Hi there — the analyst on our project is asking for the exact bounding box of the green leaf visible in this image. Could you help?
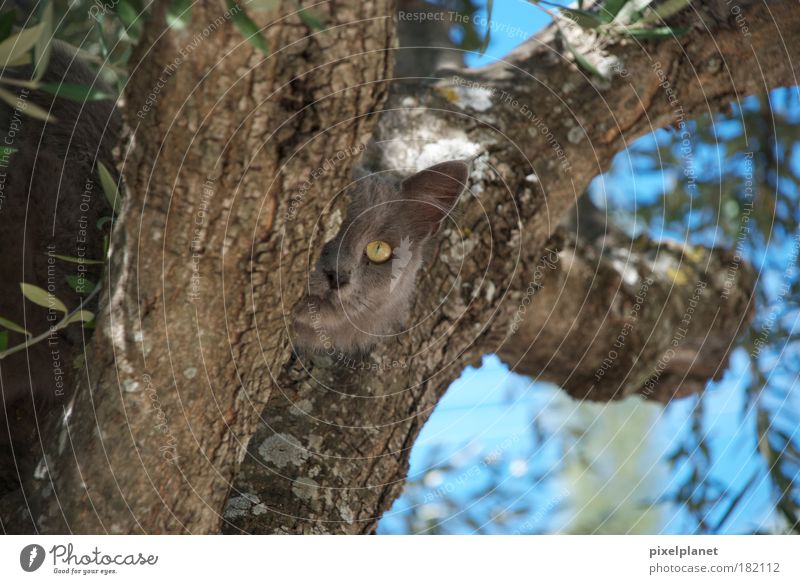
[0,87,55,123]
[559,7,605,29]
[298,7,326,32]
[599,0,629,22]
[50,254,105,266]
[622,25,687,38]
[66,275,97,295]
[97,161,121,214]
[38,82,114,102]
[227,1,270,56]
[167,0,192,31]
[20,282,67,313]
[0,21,45,66]
[638,0,693,26]
[96,216,113,229]
[65,310,95,325]
[564,39,608,80]
[0,145,17,157]
[115,0,144,40]
[0,331,7,352]
[0,10,16,43]
[612,0,656,25]
[33,2,54,82]
[115,0,144,39]
[0,316,30,336]
[72,352,86,371]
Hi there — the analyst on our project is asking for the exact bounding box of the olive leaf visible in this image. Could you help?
[298,7,326,32]
[20,282,67,313]
[564,39,608,80]
[228,1,270,56]
[97,160,121,214]
[66,275,97,294]
[33,2,54,82]
[559,7,606,29]
[637,0,693,26]
[51,253,104,265]
[115,0,145,39]
[0,21,45,66]
[0,316,30,337]
[0,9,16,43]
[599,0,630,22]
[623,25,687,38]
[64,310,95,325]
[167,0,192,31]
[0,87,55,122]
[72,352,86,371]
[39,82,114,102]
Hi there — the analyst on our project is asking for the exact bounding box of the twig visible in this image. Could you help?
[0,284,102,360]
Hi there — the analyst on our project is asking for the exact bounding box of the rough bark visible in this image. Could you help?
[497,222,755,404]
[6,0,796,534]
[225,2,798,533]
[14,0,394,533]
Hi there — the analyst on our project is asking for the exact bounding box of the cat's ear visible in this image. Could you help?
[400,160,469,236]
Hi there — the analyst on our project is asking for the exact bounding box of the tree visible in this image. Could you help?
[1,0,798,534]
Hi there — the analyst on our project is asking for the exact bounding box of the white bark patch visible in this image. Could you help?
[33,458,48,480]
[183,367,198,379]
[484,281,497,303]
[567,125,585,144]
[415,137,481,171]
[324,208,343,241]
[291,399,314,416]
[338,505,355,524]
[451,85,493,112]
[258,433,309,468]
[122,379,139,393]
[224,492,262,520]
[291,478,320,501]
[611,258,640,287]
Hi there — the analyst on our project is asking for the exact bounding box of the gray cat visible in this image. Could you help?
[291,160,470,356]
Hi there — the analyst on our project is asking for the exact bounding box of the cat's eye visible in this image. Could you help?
[365,240,392,263]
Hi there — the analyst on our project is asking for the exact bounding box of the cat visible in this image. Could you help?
[0,39,119,495]
[291,160,470,356]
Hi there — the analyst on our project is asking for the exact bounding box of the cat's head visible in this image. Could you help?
[291,160,470,356]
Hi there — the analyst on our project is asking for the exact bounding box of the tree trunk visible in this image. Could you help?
[8,0,799,534]
[15,0,393,534]
[224,2,800,533]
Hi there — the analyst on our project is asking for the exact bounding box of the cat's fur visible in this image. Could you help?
[0,41,119,494]
[291,160,470,355]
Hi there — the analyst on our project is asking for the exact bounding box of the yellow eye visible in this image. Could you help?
[365,240,392,263]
